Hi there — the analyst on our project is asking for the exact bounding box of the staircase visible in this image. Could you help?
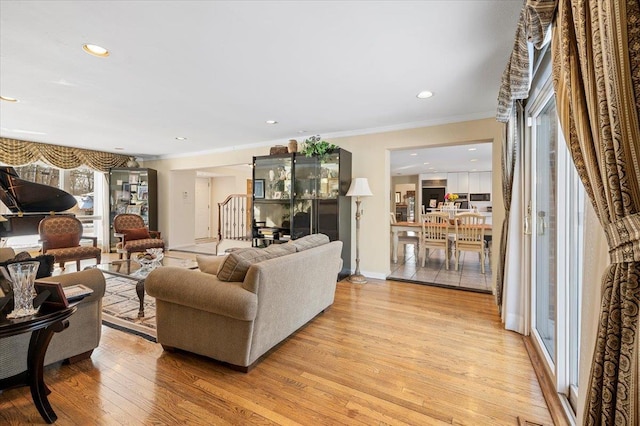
[216,194,251,254]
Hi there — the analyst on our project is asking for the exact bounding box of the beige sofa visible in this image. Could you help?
[0,247,106,378]
[146,237,343,371]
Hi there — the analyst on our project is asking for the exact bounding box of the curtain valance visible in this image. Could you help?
[496,0,558,122]
[0,137,130,172]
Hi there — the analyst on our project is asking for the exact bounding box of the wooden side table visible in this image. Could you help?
[0,305,77,424]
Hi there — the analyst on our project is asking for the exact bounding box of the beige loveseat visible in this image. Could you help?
[146,235,343,371]
[0,247,106,379]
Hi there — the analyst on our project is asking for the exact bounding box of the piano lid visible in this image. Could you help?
[0,167,77,213]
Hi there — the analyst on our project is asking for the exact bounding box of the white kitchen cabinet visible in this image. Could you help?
[456,172,469,193]
[447,173,458,193]
[480,172,492,193]
[468,172,480,193]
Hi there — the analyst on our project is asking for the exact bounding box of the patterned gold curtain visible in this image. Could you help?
[495,103,520,311]
[552,0,640,423]
[0,138,130,172]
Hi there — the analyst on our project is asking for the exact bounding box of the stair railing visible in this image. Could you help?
[217,194,251,253]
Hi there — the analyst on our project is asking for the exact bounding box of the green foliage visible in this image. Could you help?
[300,135,338,160]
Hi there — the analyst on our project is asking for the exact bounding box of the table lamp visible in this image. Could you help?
[346,178,373,283]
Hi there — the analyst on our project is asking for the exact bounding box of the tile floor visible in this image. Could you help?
[387,244,492,293]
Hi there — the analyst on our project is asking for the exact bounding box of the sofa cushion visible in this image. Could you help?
[196,254,226,275]
[217,244,296,282]
[288,233,330,252]
[123,227,151,241]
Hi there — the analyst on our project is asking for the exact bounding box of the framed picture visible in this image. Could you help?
[126,204,142,215]
[454,202,462,208]
[254,179,265,199]
[34,280,69,309]
[395,192,401,203]
[429,199,437,208]
[138,185,148,200]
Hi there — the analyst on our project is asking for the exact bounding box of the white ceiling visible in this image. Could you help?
[0,1,520,163]
[390,142,492,176]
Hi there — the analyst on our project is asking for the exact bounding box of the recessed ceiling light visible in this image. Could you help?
[298,130,307,134]
[175,136,187,141]
[428,167,434,170]
[410,153,418,156]
[470,159,478,162]
[416,90,433,99]
[423,162,430,165]
[266,120,278,125]
[0,96,18,102]
[83,44,109,57]
[471,169,477,172]
[468,147,477,151]
[114,147,124,151]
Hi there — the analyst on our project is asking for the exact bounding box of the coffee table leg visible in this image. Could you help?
[136,279,145,317]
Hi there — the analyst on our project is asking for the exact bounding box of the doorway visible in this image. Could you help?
[194,177,211,240]
[388,143,493,293]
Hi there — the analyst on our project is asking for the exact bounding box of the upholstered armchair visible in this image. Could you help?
[38,215,101,270]
[113,213,164,260]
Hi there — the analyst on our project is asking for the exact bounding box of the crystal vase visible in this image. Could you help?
[6,261,40,318]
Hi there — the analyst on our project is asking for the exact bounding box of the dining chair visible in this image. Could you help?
[389,213,420,263]
[420,212,450,269]
[453,212,486,273]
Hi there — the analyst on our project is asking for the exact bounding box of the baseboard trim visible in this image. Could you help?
[522,335,573,426]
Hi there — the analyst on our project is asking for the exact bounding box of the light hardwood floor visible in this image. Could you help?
[1,274,553,425]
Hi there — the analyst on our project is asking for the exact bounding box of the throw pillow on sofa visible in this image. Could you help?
[217,244,296,282]
[288,233,330,252]
[196,254,226,275]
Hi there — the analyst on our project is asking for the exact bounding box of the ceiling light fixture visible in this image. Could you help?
[175,136,187,141]
[416,90,434,99]
[468,147,477,151]
[470,159,478,162]
[0,96,18,102]
[266,120,278,125]
[298,130,307,134]
[410,153,418,156]
[114,147,124,151]
[82,43,110,57]
[423,162,430,165]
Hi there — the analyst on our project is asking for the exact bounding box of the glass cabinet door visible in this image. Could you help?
[253,155,292,201]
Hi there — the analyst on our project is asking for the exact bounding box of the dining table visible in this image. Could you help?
[390,221,492,263]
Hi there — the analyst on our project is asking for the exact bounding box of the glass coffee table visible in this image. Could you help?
[92,255,198,317]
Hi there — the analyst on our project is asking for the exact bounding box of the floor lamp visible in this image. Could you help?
[346,178,372,284]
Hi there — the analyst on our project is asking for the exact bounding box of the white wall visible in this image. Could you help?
[146,117,503,287]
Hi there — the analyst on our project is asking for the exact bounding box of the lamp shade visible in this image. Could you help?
[346,178,373,197]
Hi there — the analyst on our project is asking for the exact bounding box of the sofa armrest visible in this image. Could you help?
[146,267,257,321]
[49,268,106,303]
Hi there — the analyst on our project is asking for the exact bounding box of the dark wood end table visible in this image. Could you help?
[0,305,77,424]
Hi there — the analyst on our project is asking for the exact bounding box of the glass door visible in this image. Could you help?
[533,97,558,363]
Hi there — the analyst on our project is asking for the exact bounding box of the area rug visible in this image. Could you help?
[102,275,157,342]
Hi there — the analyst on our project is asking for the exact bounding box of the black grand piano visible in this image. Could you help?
[0,167,78,238]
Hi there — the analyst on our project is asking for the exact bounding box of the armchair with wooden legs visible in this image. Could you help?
[38,215,101,270]
[113,213,164,260]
